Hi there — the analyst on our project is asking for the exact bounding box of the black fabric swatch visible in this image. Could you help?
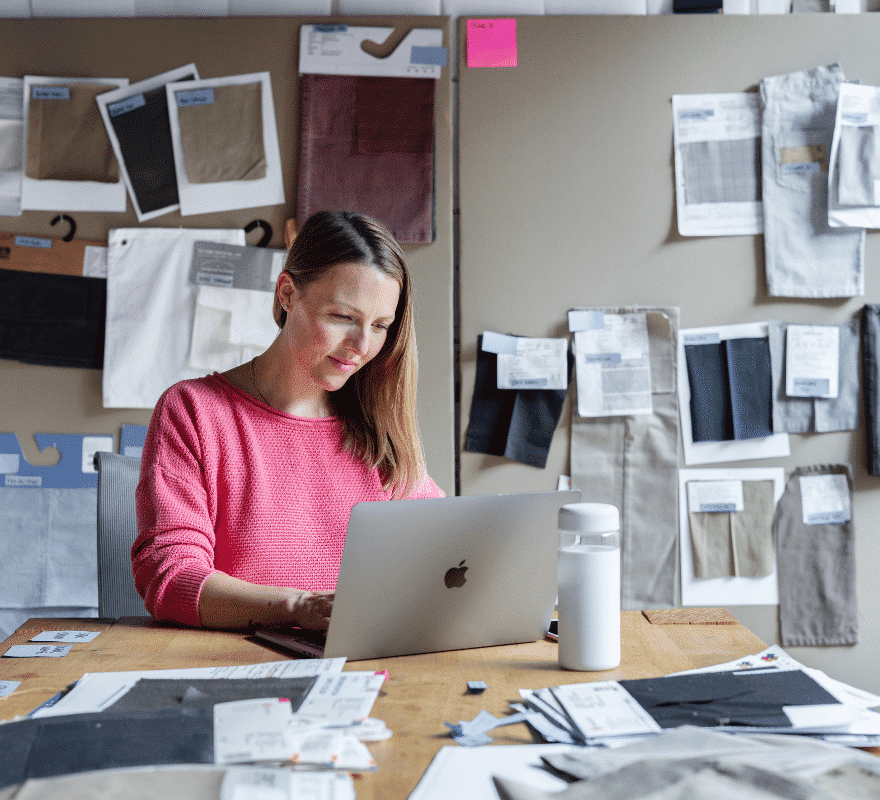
[107,79,193,214]
[0,268,105,369]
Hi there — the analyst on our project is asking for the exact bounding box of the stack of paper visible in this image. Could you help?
[509,646,880,749]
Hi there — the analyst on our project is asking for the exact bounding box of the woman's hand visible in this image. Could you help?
[198,572,334,631]
[283,590,334,631]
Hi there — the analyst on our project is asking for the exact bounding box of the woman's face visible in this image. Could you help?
[278,261,401,395]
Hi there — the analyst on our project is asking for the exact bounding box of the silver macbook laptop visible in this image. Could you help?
[256,490,580,661]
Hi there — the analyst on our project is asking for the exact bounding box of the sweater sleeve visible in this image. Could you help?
[132,386,217,627]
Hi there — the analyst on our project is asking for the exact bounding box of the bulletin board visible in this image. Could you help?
[458,14,880,693]
[0,15,454,495]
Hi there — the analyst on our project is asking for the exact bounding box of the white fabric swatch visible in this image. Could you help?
[103,227,246,408]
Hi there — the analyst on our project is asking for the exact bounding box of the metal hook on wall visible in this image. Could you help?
[50,214,76,242]
[244,220,273,248]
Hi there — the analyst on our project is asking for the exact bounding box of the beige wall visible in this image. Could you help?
[459,14,880,693]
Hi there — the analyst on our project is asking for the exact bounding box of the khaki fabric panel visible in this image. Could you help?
[731,480,775,578]
[688,507,734,579]
[26,83,119,183]
[177,82,266,184]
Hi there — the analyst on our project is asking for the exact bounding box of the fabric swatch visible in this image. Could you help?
[107,82,191,214]
[774,464,858,646]
[26,82,118,183]
[570,307,680,610]
[0,268,105,369]
[297,74,435,244]
[688,480,775,579]
[837,124,880,207]
[861,305,880,476]
[177,82,266,184]
[464,335,572,470]
[768,318,860,434]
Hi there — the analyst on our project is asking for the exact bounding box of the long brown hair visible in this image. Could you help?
[274,211,425,498]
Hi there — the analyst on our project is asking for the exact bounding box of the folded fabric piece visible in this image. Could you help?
[684,337,772,442]
[862,305,880,476]
[464,336,572,469]
[774,464,858,646]
[768,319,860,434]
[688,480,775,579]
[0,268,105,368]
[570,307,679,609]
[297,73,435,244]
[0,708,214,790]
[188,286,276,372]
[177,82,266,184]
[26,82,118,183]
[105,676,318,713]
[760,64,864,298]
[0,487,97,609]
[102,227,246,409]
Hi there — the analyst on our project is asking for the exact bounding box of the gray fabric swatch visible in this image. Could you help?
[774,464,858,647]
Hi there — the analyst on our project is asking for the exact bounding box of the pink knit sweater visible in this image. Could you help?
[132,373,442,627]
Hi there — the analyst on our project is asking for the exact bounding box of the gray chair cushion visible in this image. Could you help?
[94,451,149,618]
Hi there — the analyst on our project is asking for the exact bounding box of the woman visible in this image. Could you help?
[132,211,443,632]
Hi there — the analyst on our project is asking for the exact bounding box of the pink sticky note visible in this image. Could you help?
[467,19,517,68]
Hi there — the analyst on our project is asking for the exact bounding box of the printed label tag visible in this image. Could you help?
[14,236,51,249]
[687,480,744,514]
[780,144,826,172]
[5,475,41,487]
[107,93,146,117]
[800,474,851,525]
[176,88,215,107]
[683,332,721,346]
[32,86,69,100]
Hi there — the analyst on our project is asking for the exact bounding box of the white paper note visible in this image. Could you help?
[496,337,568,390]
[549,681,662,740]
[800,474,851,525]
[575,313,652,417]
[0,680,21,698]
[686,480,744,513]
[785,324,839,398]
[673,93,762,237]
[214,697,294,764]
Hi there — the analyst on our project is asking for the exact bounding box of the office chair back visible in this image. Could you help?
[94,451,150,618]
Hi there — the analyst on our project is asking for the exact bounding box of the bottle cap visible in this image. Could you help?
[558,502,619,533]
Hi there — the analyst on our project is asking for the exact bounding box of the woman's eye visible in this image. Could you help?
[332,313,352,321]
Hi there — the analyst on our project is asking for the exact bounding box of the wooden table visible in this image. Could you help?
[0,611,767,798]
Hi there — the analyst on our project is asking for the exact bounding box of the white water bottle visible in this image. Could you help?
[556,503,621,671]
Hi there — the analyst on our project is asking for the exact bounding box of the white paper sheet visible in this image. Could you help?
[678,322,790,465]
[21,75,129,213]
[799,473,851,525]
[828,82,880,228]
[408,744,572,800]
[166,72,284,216]
[221,769,355,800]
[32,658,346,717]
[785,324,839,398]
[574,312,652,417]
[673,93,762,237]
[96,64,200,222]
[495,337,568,390]
[679,467,783,607]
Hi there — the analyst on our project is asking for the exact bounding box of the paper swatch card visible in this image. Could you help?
[0,680,21,697]
[483,333,568,390]
[800,474,851,525]
[30,630,100,643]
[574,312,652,417]
[214,697,293,764]
[3,643,72,658]
[785,324,839,398]
[467,19,517,68]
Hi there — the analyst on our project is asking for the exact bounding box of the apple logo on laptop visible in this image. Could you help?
[445,560,468,588]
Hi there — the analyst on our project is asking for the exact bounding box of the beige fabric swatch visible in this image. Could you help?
[177,82,266,184]
[26,83,118,182]
[688,480,775,579]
